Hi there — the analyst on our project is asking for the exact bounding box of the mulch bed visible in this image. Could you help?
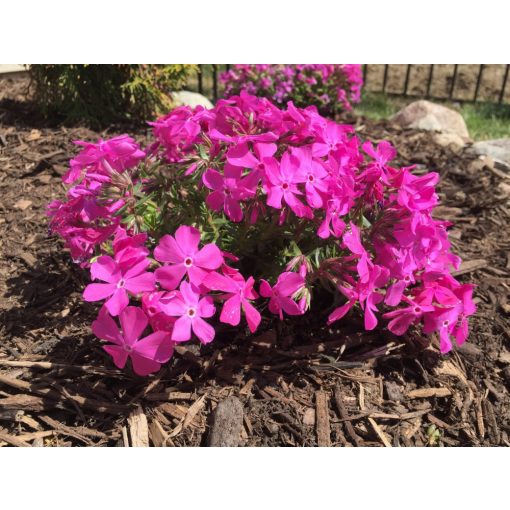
[1,76,509,447]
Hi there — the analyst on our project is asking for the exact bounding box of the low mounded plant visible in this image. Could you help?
[30,64,196,126]
[220,64,363,115]
[48,92,475,375]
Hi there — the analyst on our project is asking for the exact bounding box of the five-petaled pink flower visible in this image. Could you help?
[204,269,261,332]
[92,306,174,376]
[259,271,305,319]
[160,281,216,344]
[202,163,257,222]
[154,226,224,290]
[264,152,312,218]
[83,253,155,316]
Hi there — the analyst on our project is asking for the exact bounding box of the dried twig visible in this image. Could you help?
[333,384,360,446]
[315,391,331,447]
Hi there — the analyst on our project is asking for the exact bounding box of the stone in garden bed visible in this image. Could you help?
[391,99,471,143]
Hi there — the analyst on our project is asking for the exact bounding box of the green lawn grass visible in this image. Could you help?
[354,93,510,141]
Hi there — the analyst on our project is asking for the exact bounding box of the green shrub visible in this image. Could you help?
[29,64,197,126]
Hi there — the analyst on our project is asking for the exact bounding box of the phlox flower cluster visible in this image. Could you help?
[220,65,363,114]
[48,91,475,376]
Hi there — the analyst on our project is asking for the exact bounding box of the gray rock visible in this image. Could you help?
[207,396,244,447]
[469,139,510,169]
[433,132,466,151]
[171,90,213,109]
[391,100,470,142]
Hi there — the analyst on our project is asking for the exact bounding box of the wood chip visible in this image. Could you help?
[208,396,243,447]
[303,407,315,426]
[127,405,149,447]
[149,419,169,447]
[169,394,207,439]
[451,259,487,276]
[315,390,331,447]
[13,199,33,210]
[407,387,451,399]
[0,429,32,447]
[368,418,392,447]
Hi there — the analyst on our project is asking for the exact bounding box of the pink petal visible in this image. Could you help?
[134,331,174,363]
[226,142,259,168]
[187,265,209,286]
[223,163,243,180]
[280,297,303,316]
[83,282,116,302]
[123,258,151,279]
[90,256,120,283]
[130,353,162,376]
[266,187,283,209]
[328,301,354,324]
[219,294,241,326]
[276,272,304,297]
[192,317,215,344]
[206,190,225,212]
[224,197,243,222]
[92,311,122,345]
[174,225,200,256]
[243,300,261,333]
[119,306,148,345]
[159,294,187,316]
[259,280,273,298]
[155,264,186,290]
[203,272,238,293]
[202,168,224,190]
[124,272,155,294]
[154,234,185,264]
[104,288,129,316]
[194,244,224,270]
[103,345,129,369]
[254,142,277,160]
[179,281,200,307]
[171,315,192,342]
[198,296,216,318]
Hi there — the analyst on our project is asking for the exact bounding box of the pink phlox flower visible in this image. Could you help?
[362,140,396,169]
[63,135,145,184]
[384,294,435,336]
[203,270,261,333]
[342,223,371,283]
[159,281,216,344]
[396,169,439,212]
[113,229,149,270]
[264,152,313,219]
[203,163,257,222]
[312,121,353,157]
[92,306,173,376]
[154,226,224,290]
[141,291,177,333]
[291,147,328,208]
[259,271,305,320]
[83,253,155,316]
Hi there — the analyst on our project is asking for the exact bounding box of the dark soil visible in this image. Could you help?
[1,76,509,447]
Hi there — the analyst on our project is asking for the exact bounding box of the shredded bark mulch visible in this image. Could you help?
[1,76,509,447]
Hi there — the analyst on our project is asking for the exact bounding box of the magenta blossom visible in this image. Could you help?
[204,269,261,332]
[83,254,155,316]
[264,152,313,218]
[202,163,257,222]
[92,306,173,376]
[160,281,216,344]
[154,226,224,290]
[259,272,305,320]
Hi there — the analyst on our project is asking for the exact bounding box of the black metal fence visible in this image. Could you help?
[189,64,510,105]
[363,64,509,104]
